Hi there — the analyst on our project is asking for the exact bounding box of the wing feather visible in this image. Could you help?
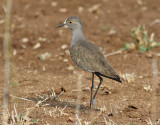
[69,41,118,79]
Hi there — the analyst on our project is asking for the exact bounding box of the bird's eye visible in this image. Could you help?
[68,21,73,24]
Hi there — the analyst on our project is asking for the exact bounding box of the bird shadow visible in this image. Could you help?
[27,96,100,113]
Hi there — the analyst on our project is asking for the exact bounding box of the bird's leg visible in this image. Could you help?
[92,74,103,110]
[89,73,94,111]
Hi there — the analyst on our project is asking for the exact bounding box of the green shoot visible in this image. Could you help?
[122,25,160,52]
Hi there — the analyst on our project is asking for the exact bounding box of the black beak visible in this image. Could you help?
[56,23,65,28]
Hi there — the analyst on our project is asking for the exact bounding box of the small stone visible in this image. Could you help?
[78,6,84,13]
[63,59,68,62]
[61,44,68,49]
[139,76,143,79]
[141,6,148,11]
[73,71,77,74]
[38,52,52,61]
[150,41,157,47]
[0,19,4,24]
[51,2,58,7]
[13,49,17,56]
[146,52,153,58]
[65,50,70,55]
[33,43,41,49]
[59,8,67,13]
[38,37,46,42]
[137,0,143,5]
[109,29,116,35]
[144,85,152,92]
[125,42,136,50]
[42,66,46,71]
[88,4,101,14]
[67,65,74,70]
[21,38,29,43]
[21,45,27,49]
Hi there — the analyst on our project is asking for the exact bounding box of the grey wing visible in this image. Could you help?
[69,43,118,79]
[69,45,96,72]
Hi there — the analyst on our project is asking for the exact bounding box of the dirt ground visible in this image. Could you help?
[0,0,160,124]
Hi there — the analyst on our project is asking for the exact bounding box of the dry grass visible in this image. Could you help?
[104,117,117,125]
[7,104,34,124]
[120,73,135,83]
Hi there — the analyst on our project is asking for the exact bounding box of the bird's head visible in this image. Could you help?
[57,16,82,30]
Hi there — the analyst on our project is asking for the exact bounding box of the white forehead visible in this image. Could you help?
[64,18,68,24]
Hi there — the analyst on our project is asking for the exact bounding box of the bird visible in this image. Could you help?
[57,16,122,110]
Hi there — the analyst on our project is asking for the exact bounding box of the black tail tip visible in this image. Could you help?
[117,79,122,83]
[115,75,122,83]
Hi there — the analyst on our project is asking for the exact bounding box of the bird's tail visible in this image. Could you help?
[96,72,122,83]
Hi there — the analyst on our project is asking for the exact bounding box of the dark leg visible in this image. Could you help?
[92,73,103,109]
[89,73,94,111]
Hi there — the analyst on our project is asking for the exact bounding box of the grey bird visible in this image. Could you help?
[57,16,122,110]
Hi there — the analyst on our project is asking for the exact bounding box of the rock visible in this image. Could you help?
[65,50,70,55]
[109,28,116,35]
[78,6,84,13]
[67,65,74,70]
[38,52,52,61]
[38,37,46,42]
[59,8,67,13]
[144,85,152,92]
[63,59,68,62]
[13,49,17,56]
[61,44,68,49]
[33,43,41,49]
[51,2,58,7]
[21,38,29,43]
[146,52,153,58]
[88,4,101,14]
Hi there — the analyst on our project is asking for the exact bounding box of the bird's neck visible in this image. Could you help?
[70,28,85,47]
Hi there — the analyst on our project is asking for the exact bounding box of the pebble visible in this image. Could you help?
[61,44,68,49]
[67,65,74,70]
[139,76,143,79]
[51,2,58,7]
[144,85,152,92]
[141,6,148,11]
[63,59,68,62]
[0,19,4,24]
[109,29,116,35]
[38,52,52,61]
[59,8,67,13]
[21,38,29,43]
[146,52,153,58]
[38,37,46,42]
[13,49,17,56]
[137,0,143,5]
[88,4,101,13]
[78,6,84,13]
[21,45,27,49]
[33,43,41,49]
[65,50,70,55]
[42,66,46,71]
